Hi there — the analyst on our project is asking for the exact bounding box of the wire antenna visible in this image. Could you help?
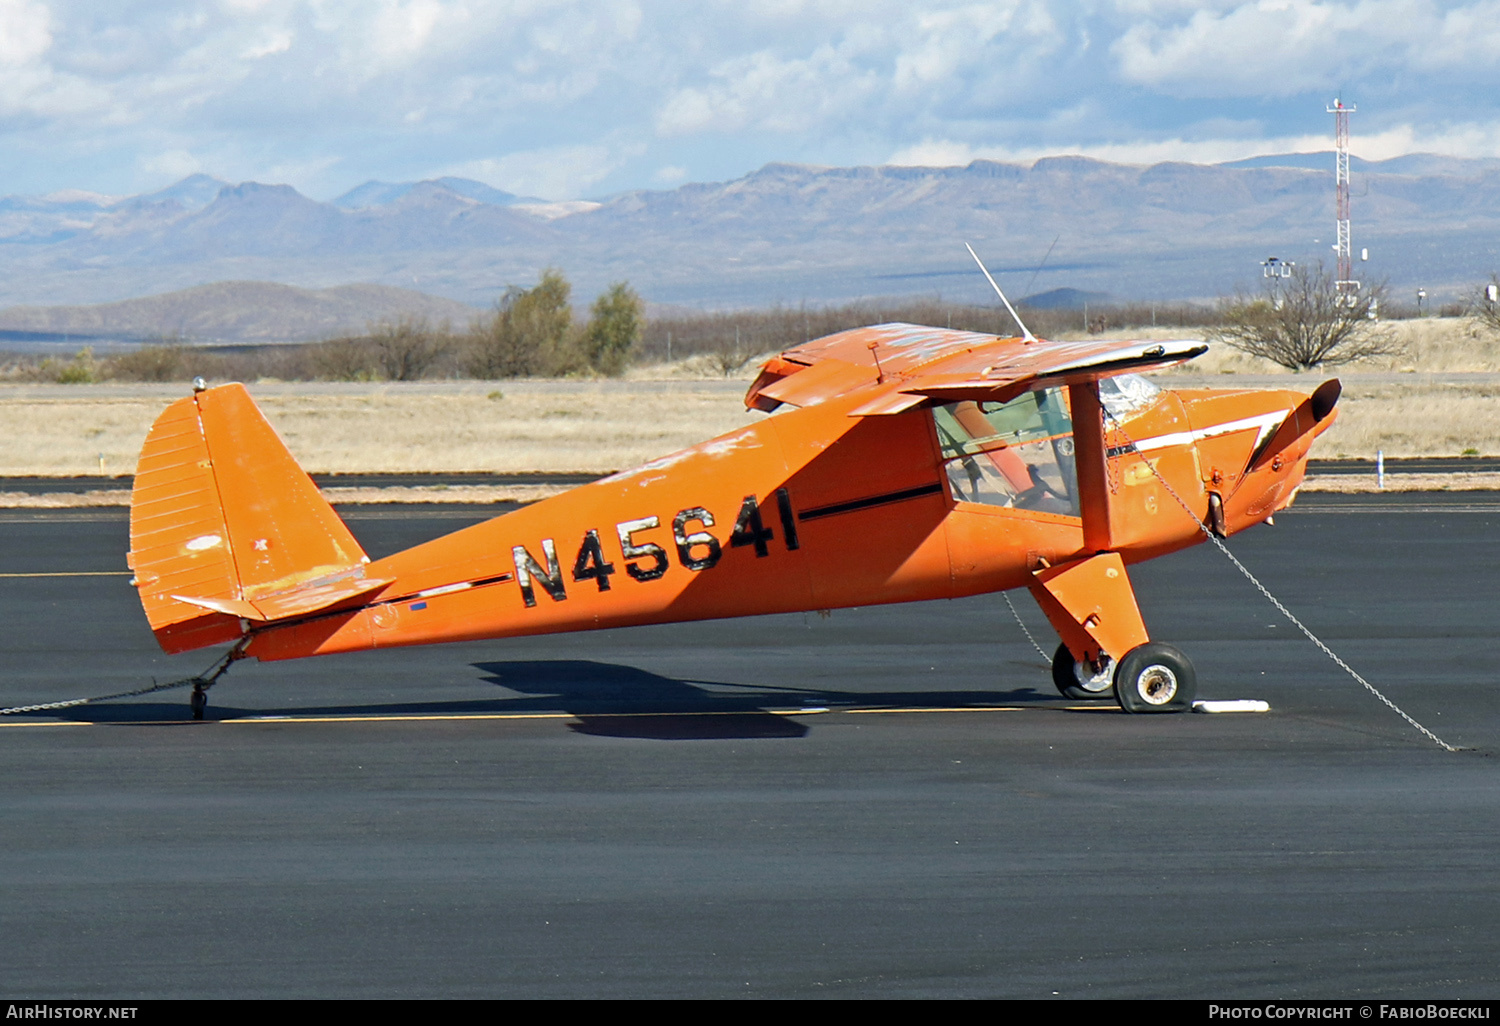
[965,243,1036,342]
[1023,233,1060,302]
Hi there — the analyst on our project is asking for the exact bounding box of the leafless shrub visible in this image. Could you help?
[308,337,382,381]
[14,348,108,384]
[0,288,1222,386]
[107,342,195,382]
[1208,263,1401,370]
[637,298,1216,366]
[368,315,453,381]
[1471,274,1500,336]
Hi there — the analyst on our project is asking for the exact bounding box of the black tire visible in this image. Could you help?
[190,689,206,721]
[1113,643,1196,714]
[1051,642,1115,701]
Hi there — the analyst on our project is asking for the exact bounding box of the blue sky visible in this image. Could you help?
[4,0,1498,201]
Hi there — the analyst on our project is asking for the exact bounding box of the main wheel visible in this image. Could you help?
[190,688,206,721]
[1113,643,1196,714]
[1051,643,1115,700]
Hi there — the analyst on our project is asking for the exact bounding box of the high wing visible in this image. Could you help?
[744,322,1207,415]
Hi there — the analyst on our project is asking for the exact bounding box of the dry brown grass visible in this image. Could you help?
[0,484,569,507]
[0,490,133,507]
[1081,316,1500,375]
[1300,473,1500,492]
[0,381,759,476]
[1312,380,1500,458]
[3,316,1500,481]
[253,388,760,475]
[1153,319,1500,458]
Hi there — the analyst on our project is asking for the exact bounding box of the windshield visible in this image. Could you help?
[1099,373,1161,421]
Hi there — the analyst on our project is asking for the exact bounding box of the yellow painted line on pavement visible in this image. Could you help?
[229,708,830,725]
[226,705,1067,725]
[0,571,131,577]
[0,720,90,728]
[229,711,580,725]
[846,705,1024,715]
[0,704,1108,727]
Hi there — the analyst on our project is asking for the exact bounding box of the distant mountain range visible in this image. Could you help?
[0,281,478,347]
[1,153,1496,323]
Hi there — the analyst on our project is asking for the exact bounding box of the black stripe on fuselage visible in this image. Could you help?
[797,482,945,522]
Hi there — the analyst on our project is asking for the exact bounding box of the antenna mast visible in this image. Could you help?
[1328,97,1358,293]
[964,243,1035,342]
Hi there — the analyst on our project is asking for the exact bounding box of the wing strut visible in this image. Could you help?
[1068,380,1114,553]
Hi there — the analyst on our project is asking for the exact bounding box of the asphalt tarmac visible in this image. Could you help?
[0,494,1497,998]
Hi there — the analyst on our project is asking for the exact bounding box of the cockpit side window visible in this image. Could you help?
[933,387,1079,516]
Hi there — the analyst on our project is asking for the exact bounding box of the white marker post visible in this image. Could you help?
[1376,449,1385,490]
[1193,700,1271,714]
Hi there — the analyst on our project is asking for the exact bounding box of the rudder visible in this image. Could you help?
[128,383,379,654]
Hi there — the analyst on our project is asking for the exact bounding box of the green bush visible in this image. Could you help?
[579,282,643,376]
[465,268,573,378]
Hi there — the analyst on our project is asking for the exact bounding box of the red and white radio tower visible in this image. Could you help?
[1328,97,1358,292]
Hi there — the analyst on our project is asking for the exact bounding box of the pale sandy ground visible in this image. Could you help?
[0,380,761,477]
[1,317,1496,503]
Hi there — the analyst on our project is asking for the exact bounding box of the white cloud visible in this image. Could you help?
[652,4,1071,138]
[1424,1,1500,67]
[263,153,344,186]
[242,30,293,60]
[655,37,883,137]
[368,0,450,58]
[891,121,1500,168]
[1111,1,1500,96]
[141,148,203,179]
[0,0,50,66]
[893,2,1058,92]
[888,139,990,167]
[444,141,643,199]
[5,1,1500,200]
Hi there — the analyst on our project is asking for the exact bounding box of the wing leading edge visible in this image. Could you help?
[744,323,1207,416]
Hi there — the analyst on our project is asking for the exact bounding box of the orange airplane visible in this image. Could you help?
[127,324,1339,719]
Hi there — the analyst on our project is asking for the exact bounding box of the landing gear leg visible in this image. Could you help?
[1028,550,1149,704]
[1028,551,1193,713]
[186,640,247,721]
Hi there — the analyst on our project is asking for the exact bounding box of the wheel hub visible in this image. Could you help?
[1073,656,1115,694]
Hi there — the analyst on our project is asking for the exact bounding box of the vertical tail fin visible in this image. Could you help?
[129,384,383,654]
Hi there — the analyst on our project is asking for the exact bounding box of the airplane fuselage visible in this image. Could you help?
[245,378,1323,661]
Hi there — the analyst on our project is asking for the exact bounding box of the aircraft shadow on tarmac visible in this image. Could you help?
[472,660,1057,739]
[52,659,1057,737]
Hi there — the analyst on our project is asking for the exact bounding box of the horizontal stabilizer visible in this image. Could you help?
[172,574,395,623]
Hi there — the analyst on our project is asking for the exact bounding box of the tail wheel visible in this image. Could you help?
[1114,643,1196,714]
[1051,643,1115,701]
